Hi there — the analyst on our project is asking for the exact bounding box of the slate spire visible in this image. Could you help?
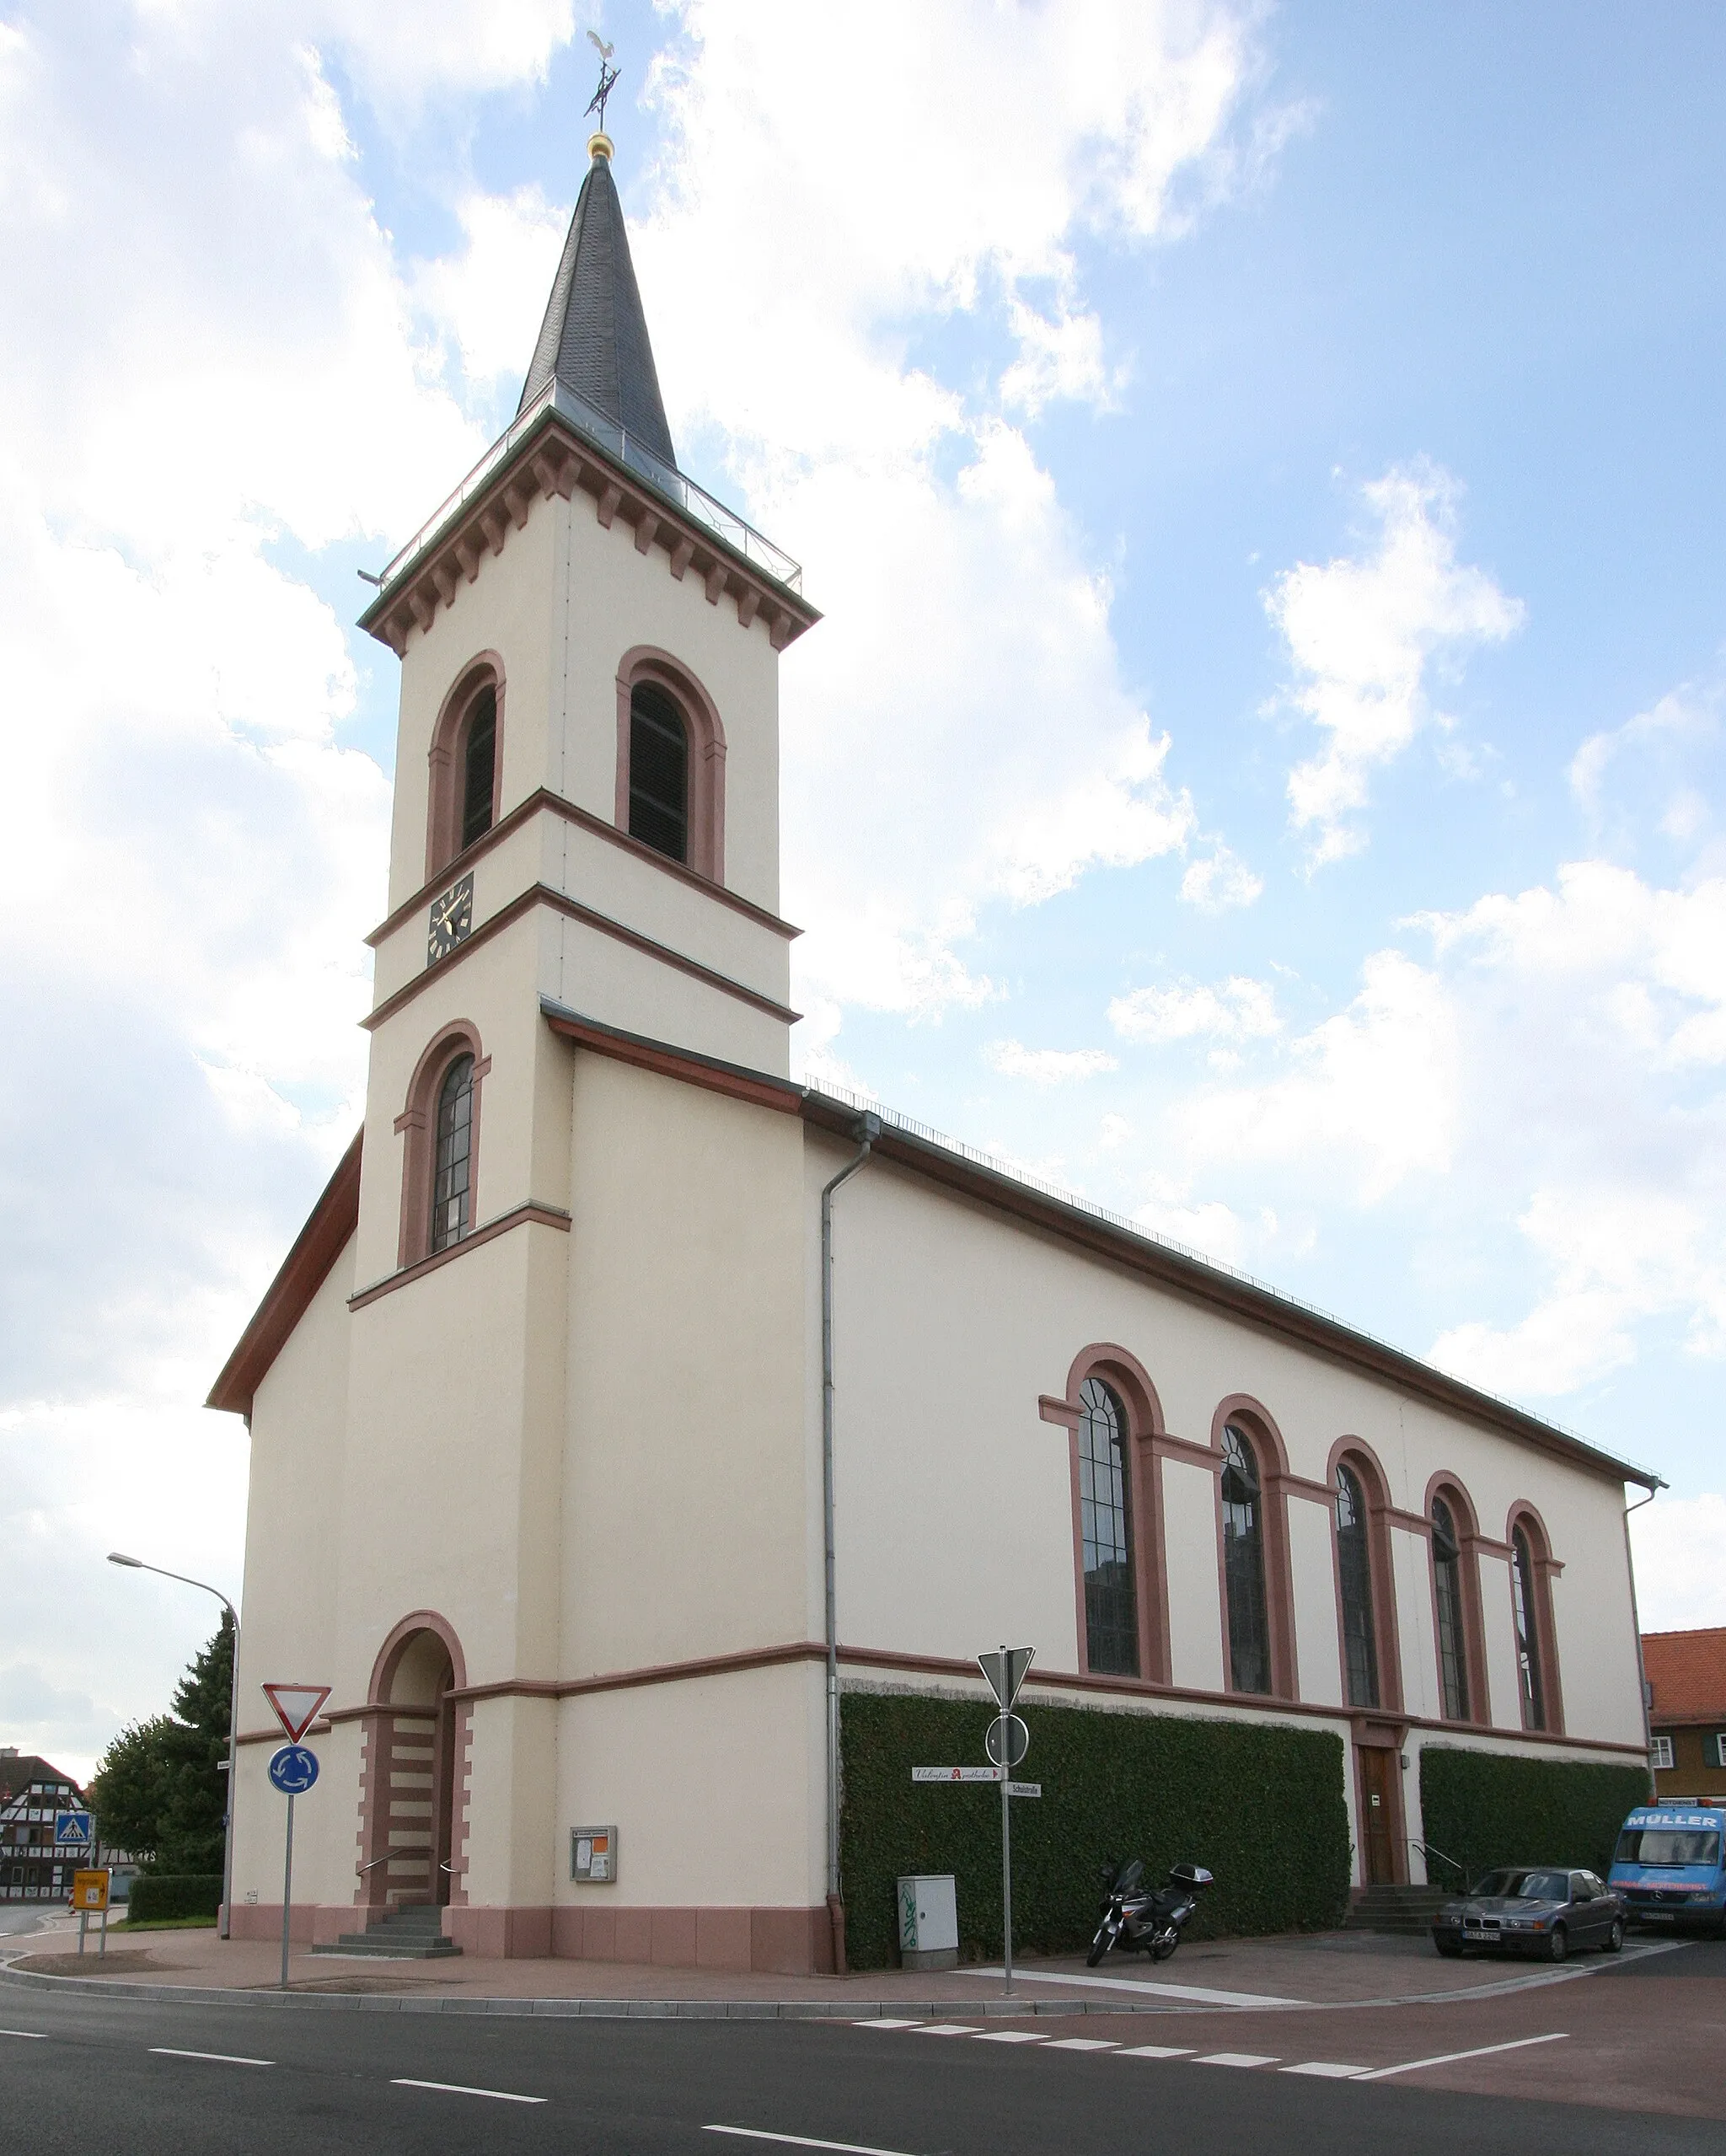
[517,133,677,469]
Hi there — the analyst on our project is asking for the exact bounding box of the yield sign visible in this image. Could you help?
[978,1645,1035,1714]
[262,1682,331,1742]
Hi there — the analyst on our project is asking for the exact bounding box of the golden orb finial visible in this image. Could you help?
[588,131,614,162]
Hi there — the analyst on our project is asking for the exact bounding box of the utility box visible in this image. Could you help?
[897,1873,958,1971]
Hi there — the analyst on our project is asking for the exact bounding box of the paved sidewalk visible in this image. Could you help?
[0,1919,1632,2015]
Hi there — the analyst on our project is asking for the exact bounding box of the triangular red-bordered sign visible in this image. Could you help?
[262,1682,331,1742]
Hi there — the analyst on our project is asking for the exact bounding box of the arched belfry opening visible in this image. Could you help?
[356,1617,467,1917]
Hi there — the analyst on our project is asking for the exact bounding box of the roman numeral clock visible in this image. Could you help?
[426,873,473,966]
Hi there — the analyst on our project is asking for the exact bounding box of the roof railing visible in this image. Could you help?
[376,380,802,598]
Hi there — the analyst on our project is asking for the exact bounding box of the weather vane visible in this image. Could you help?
[585,30,619,131]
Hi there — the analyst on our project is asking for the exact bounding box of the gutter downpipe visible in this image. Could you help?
[822,1113,881,1977]
[1621,1475,1666,1794]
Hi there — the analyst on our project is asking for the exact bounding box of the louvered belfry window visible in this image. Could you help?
[1221,1423,1272,1695]
[1432,1498,1471,1721]
[460,689,497,851]
[1078,1377,1138,1676]
[1336,1463,1380,1709]
[629,682,689,862]
[431,1054,474,1253]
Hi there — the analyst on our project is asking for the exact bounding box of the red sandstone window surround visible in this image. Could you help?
[426,657,506,881]
[1327,1440,1404,1716]
[1209,1398,1300,1702]
[394,1022,491,1268]
[1507,1504,1565,1735]
[1048,1345,1170,1685]
[1425,1475,1491,1726]
[614,646,726,882]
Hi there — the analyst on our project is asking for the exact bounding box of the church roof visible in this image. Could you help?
[517,140,676,468]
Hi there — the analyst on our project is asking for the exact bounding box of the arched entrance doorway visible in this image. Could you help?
[356,1615,467,1917]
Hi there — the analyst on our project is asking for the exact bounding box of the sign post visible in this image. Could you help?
[977,1645,1035,1996]
[72,1870,110,1957]
[263,1682,330,1992]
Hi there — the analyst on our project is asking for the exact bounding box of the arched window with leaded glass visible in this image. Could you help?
[431,1054,474,1253]
[629,682,689,863]
[1432,1495,1471,1722]
[1511,1525,1546,1731]
[1336,1462,1379,1709]
[1078,1377,1138,1676]
[1220,1423,1271,1695]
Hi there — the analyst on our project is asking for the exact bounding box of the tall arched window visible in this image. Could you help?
[1510,1526,1546,1731]
[629,682,689,862]
[459,687,496,851]
[431,1054,474,1252]
[1078,1378,1138,1676]
[1432,1497,1470,1722]
[1336,1463,1379,1709]
[1220,1423,1271,1695]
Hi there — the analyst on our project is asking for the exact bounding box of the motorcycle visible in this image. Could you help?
[1086,1858,1214,1966]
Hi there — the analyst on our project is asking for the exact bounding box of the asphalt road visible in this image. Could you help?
[0,1967,1719,2156]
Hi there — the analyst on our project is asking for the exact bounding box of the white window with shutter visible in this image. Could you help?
[1650,1735,1674,1771]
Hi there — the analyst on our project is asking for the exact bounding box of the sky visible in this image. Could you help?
[3,0,1725,1783]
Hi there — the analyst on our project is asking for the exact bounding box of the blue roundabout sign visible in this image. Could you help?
[267,1744,320,1796]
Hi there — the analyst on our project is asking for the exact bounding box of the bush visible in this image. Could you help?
[127,1874,222,1924]
[839,1690,1351,1971]
[1418,1746,1652,1888]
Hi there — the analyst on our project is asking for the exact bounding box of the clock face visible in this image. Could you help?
[426,873,474,966]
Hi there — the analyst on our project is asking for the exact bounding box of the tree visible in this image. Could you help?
[89,1614,233,1874]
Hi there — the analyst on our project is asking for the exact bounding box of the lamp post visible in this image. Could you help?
[108,1553,240,1941]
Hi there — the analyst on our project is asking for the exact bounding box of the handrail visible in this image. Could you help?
[356,1846,429,1874]
[1410,1837,1466,1880]
[374,379,803,600]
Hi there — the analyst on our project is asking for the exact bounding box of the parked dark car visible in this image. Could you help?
[1430,1868,1627,1962]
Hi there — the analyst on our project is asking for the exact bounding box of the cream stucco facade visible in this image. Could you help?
[212,153,1655,1973]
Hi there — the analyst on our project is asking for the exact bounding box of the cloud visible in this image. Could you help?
[607,0,1273,1014]
[1180,841,1263,911]
[1109,974,1280,1044]
[1632,1493,1726,1632]
[1569,684,1721,857]
[985,1040,1120,1085]
[1267,461,1524,866]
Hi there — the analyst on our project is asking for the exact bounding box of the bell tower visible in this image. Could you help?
[347,130,817,1297]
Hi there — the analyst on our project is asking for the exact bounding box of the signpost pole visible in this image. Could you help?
[99,1897,108,1958]
[279,1791,296,1992]
[78,1908,87,1957]
[999,1702,1014,1997]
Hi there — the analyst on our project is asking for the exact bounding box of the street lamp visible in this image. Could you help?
[107,1553,240,1941]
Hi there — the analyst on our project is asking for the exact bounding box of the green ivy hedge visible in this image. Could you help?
[127,1874,222,1923]
[1418,1746,1651,1889]
[839,1690,1351,1970]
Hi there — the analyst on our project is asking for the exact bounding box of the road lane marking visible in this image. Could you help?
[853,2019,922,2030]
[1043,2037,1118,2051]
[0,2030,49,2040]
[1116,2045,1196,2059]
[391,2078,546,2104]
[914,2024,981,2036]
[1195,2051,1279,2068]
[149,2048,273,2068]
[971,2031,1044,2043]
[705,2130,925,2156]
[1281,2062,1367,2078]
[1354,2033,1568,2083]
[970,1967,1307,2008]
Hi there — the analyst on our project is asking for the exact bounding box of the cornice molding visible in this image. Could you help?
[205,1134,362,1417]
[365,786,801,951]
[348,1199,571,1313]
[359,410,821,660]
[362,882,799,1035]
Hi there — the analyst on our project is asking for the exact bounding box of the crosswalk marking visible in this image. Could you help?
[1280,2061,1366,2078]
[1195,2051,1280,2068]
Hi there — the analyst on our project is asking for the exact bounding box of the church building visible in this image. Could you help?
[211,131,1657,1972]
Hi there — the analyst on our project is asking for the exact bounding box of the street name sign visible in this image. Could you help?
[262,1683,331,1742]
[1005,1783,1042,1798]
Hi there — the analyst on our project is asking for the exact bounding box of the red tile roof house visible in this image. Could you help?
[1643,1628,1726,1799]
